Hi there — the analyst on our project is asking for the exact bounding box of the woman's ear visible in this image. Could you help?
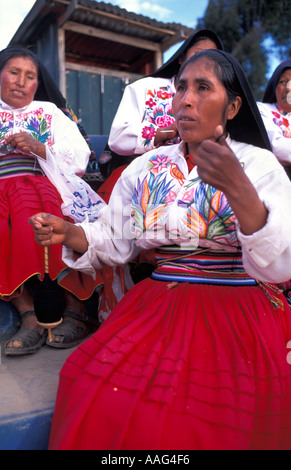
[226,96,242,120]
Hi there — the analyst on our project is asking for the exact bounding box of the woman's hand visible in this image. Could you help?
[29,213,69,246]
[5,132,46,159]
[154,121,179,146]
[29,213,89,254]
[195,126,244,193]
[195,126,268,235]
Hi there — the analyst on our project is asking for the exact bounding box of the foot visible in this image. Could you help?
[5,311,47,356]
[47,310,98,348]
[51,317,85,344]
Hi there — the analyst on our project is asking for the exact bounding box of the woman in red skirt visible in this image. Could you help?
[0,46,103,355]
[31,50,291,449]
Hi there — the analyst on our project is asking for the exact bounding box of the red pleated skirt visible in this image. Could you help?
[0,175,102,300]
[49,278,291,450]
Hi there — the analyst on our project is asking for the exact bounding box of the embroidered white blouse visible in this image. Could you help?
[257,102,291,165]
[63,138,291,284]
[0,99,104,222]
[108,76,177,156]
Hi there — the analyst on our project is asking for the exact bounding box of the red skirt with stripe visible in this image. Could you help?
[0,175,102,300]
[49,276,291,450]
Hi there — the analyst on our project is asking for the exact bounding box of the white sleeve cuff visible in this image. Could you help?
[237,198,290,268]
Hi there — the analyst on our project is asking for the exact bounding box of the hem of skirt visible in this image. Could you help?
[56,267,104,301]
[0,270,104,302]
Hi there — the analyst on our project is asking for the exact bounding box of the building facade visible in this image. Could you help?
[10,0,192,134]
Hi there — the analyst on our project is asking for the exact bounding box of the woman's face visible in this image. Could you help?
[0,56,38,108]
[275,68,291,113]
[173,57,240,153]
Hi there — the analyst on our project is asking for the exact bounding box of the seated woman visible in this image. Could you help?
[31,50,291,450]
[0,46,104,356]
[257,59,291,175]
[98,29,224,203]
[257,59,291,301]
[97,30,225,312]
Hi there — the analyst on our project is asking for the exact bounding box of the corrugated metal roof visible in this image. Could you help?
[75,0,193,42]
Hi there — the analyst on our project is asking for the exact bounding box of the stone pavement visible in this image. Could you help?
[0,339,76,450]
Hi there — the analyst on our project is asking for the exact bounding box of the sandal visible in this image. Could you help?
[46,309,99,349]
[4,311,47,356]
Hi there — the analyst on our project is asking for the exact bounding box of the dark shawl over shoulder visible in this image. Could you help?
[219,50,272,151]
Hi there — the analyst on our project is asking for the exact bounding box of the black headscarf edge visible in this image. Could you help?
[218,50,272,151]
[150,29,224,79]
[263,58,291,103]
[181,49,272,151]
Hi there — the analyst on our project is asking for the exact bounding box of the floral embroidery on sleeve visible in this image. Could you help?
[141,86,176,148]
[142,125,156,145]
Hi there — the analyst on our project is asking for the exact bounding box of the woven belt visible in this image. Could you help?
[151,246,257,286]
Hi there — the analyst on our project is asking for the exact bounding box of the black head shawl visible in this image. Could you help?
[262,58,291,103]
[150,29,224,79]
[34,61,67,108]
[179,49,272,151]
